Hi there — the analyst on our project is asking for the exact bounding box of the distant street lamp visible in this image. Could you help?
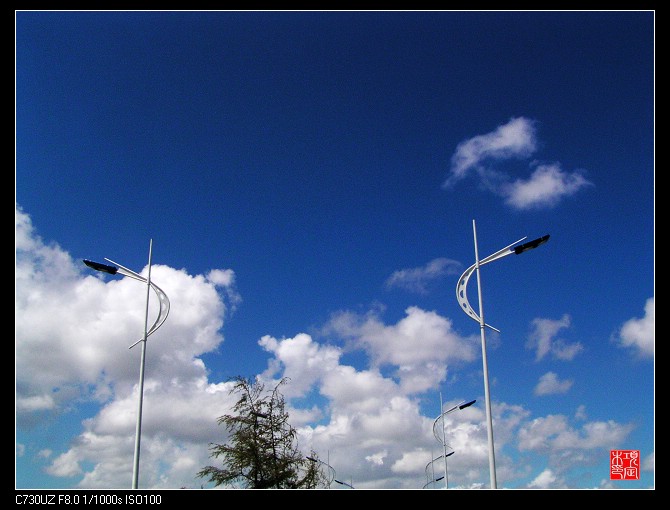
[334,478,355,489]
[83,239,170,489]
[306,454,336,488]
[306,451,353,489]
[432,394,476,489]
[456,220,549,489]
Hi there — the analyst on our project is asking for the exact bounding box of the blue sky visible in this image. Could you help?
[15,10,654,490]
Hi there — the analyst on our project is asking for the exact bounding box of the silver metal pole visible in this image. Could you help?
[472,220,497,489]
[132,239,153,489]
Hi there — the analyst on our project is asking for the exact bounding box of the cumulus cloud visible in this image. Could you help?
[15,204,646,489]
[517,414,635,452]
[15,204,243,488]
[385,258,461,294]
[525,314,583,362]
[534,372,574,396]
[501,163,593,210]
[613,297,654,358]
[528,468,564,489]
[258,332,343,398]
[443,118,592,209]
[207,269,242,313]
[252,329,487,488]
[365,450,387,466]
[17,203,484,489]
[323,306,479,394]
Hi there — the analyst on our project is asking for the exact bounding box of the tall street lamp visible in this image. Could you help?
[83,239,170,489]
[432,395,476,489]
[456,220,549,489]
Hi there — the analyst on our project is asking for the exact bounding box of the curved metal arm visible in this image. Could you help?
[105,258,170,349]
[432,399,476,445]
[306,456,336,487]
[455,236,526,332]
[425,452,454,477]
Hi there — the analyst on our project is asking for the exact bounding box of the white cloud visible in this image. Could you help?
[525,314,583,362]
[391,449,431,474]
[443,118,592,209]
[45,449,83,478]
[207,269,242,313]
[517,415,635,452]
[15,204,646,489]
[258,332,343,398]
[550,339,585,361]
[16,394,57,413]
[575,405,587,421]
[37,449,52,459]
[323,306,479,394]
[252,329,490,488]
[39,375,241,489]
[445,117,538,186]
[642,452,654,472]
[385,258,461,294]
[534,372,574,396]
[365,450,387,466]
[528,468,564,489]
[15,204,242,488]
[614,297,654,358]
[501,163,593,210]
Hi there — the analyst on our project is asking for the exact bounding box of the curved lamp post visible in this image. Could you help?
[83,239,170,489]
[306,454,354,488]
[430,395,476,489]
[306,455,336,488]
[456,220,549,489]
[306,452,354,489]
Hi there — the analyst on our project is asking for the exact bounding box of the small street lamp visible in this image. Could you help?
[456,220,549,489]
[431,395,476,489]
[83,239,170,489]
[306,454,336,488]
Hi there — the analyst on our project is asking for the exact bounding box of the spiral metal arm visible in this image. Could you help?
[455,236,526,333]
[104,257,171,349]
[423,398,476,489]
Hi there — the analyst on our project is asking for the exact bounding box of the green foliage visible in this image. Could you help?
[197,376,330,489]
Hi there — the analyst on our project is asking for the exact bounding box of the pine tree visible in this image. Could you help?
[197,376,329,489]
